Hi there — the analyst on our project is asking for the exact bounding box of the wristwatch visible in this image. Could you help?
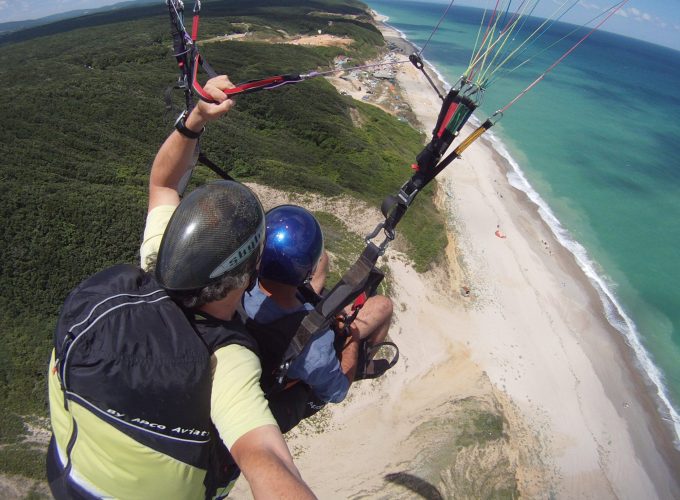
[174,111,204,139]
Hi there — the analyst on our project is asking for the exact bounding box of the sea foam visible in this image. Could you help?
[489,131,680,447]
[382,12,680,448]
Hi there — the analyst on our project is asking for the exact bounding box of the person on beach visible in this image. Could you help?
[243,205,395,432]
[46,75,314,499]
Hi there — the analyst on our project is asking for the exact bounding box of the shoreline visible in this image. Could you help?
[374,11,680,496]
[490,130,680,447]
[483,134,680,487]
[377,8,680,448]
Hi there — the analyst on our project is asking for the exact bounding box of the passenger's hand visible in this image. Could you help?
[337,321,360,345]
[187,75,236,130]
[348,325,361,343]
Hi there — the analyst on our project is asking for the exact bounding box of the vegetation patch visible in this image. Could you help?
[314,211,364,286]
[374,397,518,500]
[0,445,46,481]
[457,408,506,448]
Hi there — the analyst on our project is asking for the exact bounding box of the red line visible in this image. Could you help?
[191,54,214,102]
[222,76,287,96]
[437,103,459,138]
[192,14,200,41]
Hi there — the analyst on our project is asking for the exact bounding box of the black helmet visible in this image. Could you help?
[155,180,265,291]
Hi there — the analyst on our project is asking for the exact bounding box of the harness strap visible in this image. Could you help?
[197,152,234,181]
[297,282,323,307]
[280,245,384,380]
[409,53,444,101]
[191,3,200,41]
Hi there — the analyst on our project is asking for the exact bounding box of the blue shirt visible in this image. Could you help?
[243,282,349,403]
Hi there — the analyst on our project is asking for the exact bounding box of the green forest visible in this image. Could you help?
[0,0,446,487]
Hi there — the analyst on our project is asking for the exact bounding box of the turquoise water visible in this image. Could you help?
[367,0,680,441]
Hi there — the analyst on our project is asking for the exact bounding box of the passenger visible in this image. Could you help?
[46,76,315,499]
[243,205,395,431]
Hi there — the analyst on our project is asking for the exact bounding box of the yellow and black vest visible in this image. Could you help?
[48,264,257,499]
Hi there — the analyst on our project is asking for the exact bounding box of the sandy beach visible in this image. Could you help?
[235,14,680,500]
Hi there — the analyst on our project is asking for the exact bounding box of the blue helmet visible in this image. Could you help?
[259,205,324,286]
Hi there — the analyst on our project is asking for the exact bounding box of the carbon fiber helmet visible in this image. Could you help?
[259,205,323,286]
[155,180,265,291]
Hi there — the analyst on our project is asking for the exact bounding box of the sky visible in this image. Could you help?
[453,0,680,50]
[0,0,679,50]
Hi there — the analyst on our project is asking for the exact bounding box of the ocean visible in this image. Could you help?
[366,0,680,442]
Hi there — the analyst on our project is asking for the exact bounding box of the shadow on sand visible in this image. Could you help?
[384,472,443,500]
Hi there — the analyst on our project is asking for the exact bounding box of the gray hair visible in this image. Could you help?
[145,253,251,309]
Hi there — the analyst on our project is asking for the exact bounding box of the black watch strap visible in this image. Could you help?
[174,111,204,139]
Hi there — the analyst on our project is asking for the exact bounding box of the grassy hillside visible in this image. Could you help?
[0,0,446,484]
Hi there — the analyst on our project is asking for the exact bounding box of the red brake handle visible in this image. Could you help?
[192,54,301,101]
[222,76,289,96]
[191,53,218,103]
[352,292,368,311]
